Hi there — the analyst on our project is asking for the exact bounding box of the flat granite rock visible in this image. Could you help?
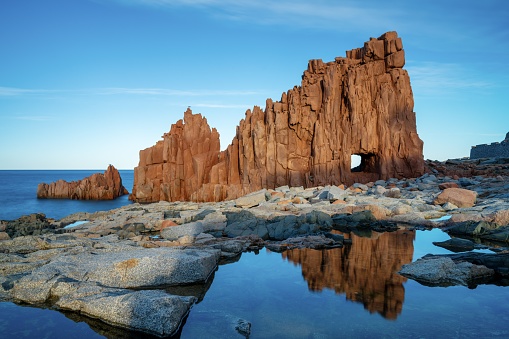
[57,287,195,338]
[7,246,220,337]
[48,247,220,289]
[399,256,495,287]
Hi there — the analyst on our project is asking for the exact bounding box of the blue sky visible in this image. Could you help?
[1,0,508,169]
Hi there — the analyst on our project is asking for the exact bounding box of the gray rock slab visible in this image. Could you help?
[384,188,401,198]
[224,210,332,241]
[399,256,494,287]
[235,189,268,208]
[57,287,195,337]
[327,185,347,200]
[224,210,269,239]
[13,247,220,298]
[266,211,332,240]
[432,238,475,252]
[161,222,205,240]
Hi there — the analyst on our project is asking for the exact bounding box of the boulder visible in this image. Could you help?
[161,222,205,241]
[235,189,268,208]
[433,188,477,208]
[373,185,387,195]
[384,188,401,198]
[224,210,270,239]
[327,185,348,201]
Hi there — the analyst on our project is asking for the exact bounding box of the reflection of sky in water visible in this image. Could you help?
[63,220,89,229]
[429,215,452,222]
[412,228,452,260]
[413,228,494,260]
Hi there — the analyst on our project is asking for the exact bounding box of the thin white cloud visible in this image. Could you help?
[97,88,261,96]
[406,61,492,95]
[102,0,400,30]
[0,86,262,97]
[0,87,54,96]
[14,116,53,121]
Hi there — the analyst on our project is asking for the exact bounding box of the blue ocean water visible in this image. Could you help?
[0,170,134,221]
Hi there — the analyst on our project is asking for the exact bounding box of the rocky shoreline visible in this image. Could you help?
[2,158,509,337]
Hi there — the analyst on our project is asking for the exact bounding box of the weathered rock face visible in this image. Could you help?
[131,111,221,202]
[131,31,424,203]
[37,165,128,200]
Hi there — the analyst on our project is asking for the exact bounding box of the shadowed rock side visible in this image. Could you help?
[130,31,424,203]
[281,229,415,320]
[37,165,128,200]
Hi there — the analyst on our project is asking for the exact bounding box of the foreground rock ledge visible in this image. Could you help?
[1,237,220,337]
[37,164,128,200]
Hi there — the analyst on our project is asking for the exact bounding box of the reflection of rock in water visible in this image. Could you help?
[282,229,415,320]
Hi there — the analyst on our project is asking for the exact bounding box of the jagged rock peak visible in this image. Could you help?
[130,31,424,203]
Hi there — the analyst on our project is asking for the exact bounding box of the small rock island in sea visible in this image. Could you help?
[2,32,509,338]
[36,164,128,200]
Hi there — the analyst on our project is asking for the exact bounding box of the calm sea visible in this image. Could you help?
[0,170,134,221]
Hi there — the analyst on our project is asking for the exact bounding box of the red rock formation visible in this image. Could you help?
[130,31,424,203]
[131,111,221,202]
[37,165,128,200]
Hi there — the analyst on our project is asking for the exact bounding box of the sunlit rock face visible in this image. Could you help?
[282,230,415,320]
[37,165,128,200]
[130,31,424,203]
[130,110,221,202]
